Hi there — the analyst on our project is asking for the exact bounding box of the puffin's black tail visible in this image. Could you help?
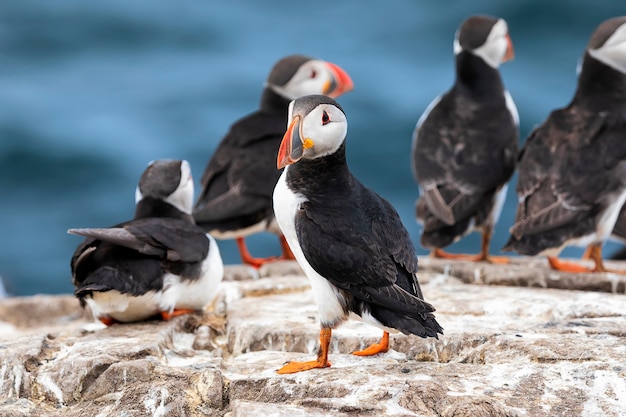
[74,266,120,299]
[373,307,443,339]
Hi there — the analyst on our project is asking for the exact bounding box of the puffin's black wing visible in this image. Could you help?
[70,237,165,297]
[506,108,626,253]
[413,91,518,225]
[296,181,434,315]
[69,218,209,263]
[193,111,286,227]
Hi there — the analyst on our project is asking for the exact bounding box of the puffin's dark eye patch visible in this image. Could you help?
[322,110,330,125]
[311,70,317,78]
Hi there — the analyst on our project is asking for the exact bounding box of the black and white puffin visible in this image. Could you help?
[412,15,518,263]
[503,16,626,273]
[69,159,224,324]
[273,95,443,374]
[193,55,353,268]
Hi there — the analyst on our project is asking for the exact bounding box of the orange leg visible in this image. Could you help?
[236,237,278,268]
[352,331,389,356]
[160,308,196,321]
[432,227,509,264]
[279,235,296,260]
[277,328,332,374]
[581,245,593,260]
[548,242,626,273]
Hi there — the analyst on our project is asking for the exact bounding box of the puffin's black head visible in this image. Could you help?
[277,95,347,168]
[584,16,626,75]
[455,15,514,68]
[136,159,194,214]
[265,55,354,101]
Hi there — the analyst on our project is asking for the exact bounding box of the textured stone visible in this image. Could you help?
[1,259,625,416]
[420,256,626,293]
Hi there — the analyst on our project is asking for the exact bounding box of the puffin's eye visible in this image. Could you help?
[322,110,330,125]
[311,70,317,78]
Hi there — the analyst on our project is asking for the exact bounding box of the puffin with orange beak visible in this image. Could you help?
[411,15,519,263]
[193,55,353,268]
[194,55,353,268]
[273,95,443,374]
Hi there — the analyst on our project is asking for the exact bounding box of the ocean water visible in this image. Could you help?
[1,0,624,296]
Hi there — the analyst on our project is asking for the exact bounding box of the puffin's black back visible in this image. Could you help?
[287,144,442,337]
[504,26,626,255]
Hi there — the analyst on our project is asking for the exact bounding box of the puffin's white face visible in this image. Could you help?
[588,23,626,74]
[166,160,194,214]
[135,160,194,214]
[455,19,513,69]
[271,60,353,101]
[277,99,347,168]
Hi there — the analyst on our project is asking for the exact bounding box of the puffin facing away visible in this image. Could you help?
[193,55,353,268]
[412,15,518,263]
[273,95,443,374]
[69,160,224,325]
[503,16,626,273]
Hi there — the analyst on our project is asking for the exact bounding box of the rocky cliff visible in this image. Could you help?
[1,257,625,417]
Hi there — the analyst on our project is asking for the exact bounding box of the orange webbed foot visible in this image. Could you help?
[160,308,196,321]
[548,257,595,273]
[277,328,333,374]
[352,331,389,356]
[276,359,332,374]
[99,316,117,326]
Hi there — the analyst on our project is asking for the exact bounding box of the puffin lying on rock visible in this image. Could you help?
[69,159,224,325]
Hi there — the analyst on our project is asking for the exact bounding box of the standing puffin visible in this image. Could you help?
[412,15,518,263]
[503,16,626,273]
[273,95,443,374]
[193,55,353,268]
[69,159,224,325]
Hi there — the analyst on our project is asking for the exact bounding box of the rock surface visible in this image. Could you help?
[1,258,625,416]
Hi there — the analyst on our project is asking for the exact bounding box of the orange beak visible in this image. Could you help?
[502,34,514,62]
[277,116,303,169]
[323,62,354,98]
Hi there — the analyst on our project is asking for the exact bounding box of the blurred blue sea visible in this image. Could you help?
[1,1,624,296]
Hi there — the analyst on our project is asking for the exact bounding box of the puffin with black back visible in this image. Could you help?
[193,55,353,268]
[69,159,224,324]
[412,15,518,263]
[503,16,626,273]
[273,94,443,374]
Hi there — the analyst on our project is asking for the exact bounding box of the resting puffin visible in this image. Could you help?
[503,16,626,273]
[69,159,224,324]
[193,55,353,268]
[412,15,518,263]
[273,95,443,374]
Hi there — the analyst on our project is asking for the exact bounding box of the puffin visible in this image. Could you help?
[503,16,626,273]
[69,159,224,325]
[273,95,443,374]
[411,15,519,263]
[193,55,353,268]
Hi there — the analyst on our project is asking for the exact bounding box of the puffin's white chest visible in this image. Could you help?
[161,235,225,311]
[273,171,348,327]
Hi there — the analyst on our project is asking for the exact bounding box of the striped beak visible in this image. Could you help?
[323,62,354,98]
[277,116,304,169]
